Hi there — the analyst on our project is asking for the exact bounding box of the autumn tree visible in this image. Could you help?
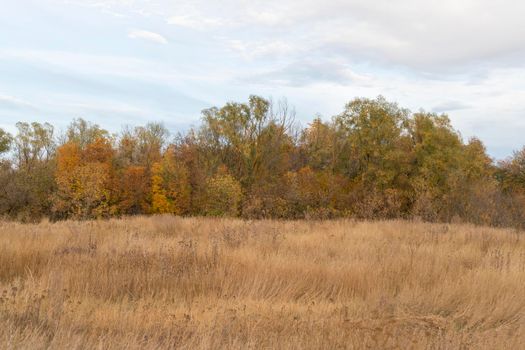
[13,122,55,169]
[172,131,209,215]
[198,96,295,217]
[449,138,499,224]
[150,147,191,215]
[117,166,150,215]
[279,167,350,219]
[131,122,169,169]
[332,97,413,217]
[199,96,294,187]
[408,112,468,220]
[65,118,109,149]
[0,129,12,216]
[499,147,525,194]
[1,96,524,227]
[53,132,115,220]
[496,147,525,227]
[298,117,338,171]
[56,119,114,219]
[203,166,242,217]
[0,123,57,221]
[0,128,11,155]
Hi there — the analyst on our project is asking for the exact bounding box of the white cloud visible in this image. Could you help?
[62,101,148,117]
[0,94,37,111]
[432,101,471,113]
[128,29,168,44]
[244,59,374,87]
[5,0,525,158]
[0,49,196,83]
[167,15,228,30]
[63,1,525,71]
[227,40,295,59]
[158,0,525,71]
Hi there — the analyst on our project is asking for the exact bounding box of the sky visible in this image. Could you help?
[1,0,525,159]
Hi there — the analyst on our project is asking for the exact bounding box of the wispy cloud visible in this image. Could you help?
[227,40,295,59]
[432,101,471,113]
[244,60,374,87]
[2,0,525,158]
[128,30,168,45]
[0,94,37,111]
[167,15,228,30]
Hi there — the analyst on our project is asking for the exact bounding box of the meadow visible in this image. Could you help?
[1,216,525,349]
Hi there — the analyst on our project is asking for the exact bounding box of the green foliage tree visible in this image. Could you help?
[496,147,525,227]
[298,118,338,171]
[500,147,525,193]
[332,97,413,217]
[334,96,411,185]
[198,96,295,218]
[0,123,56,221]
[65,118,109,150]
[133,122,169,169]
[14,122,55,169]
[0,128,12,155]
[200,96,293,188]
[203,166,242,217]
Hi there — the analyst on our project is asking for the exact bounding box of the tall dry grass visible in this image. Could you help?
[1,216,525,349]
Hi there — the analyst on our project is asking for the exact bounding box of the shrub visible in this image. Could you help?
[203,169,242,217]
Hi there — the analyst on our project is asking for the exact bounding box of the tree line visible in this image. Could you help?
[0,95,524,227]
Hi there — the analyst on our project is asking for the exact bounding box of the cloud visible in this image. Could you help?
[61,101,149,118]
[167,15,228,30]
[163,1,525,72]
[432,101,471,113]
[244,60,373,87]
[64,1,525,72]
[128,30,168,45]
[5,0,525,159]
[227,40,295,59]
[0,94,37,111]
[0,49,198,83]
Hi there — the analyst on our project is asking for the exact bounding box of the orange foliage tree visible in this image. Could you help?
[150,147,191,215]
[53,137,115,220]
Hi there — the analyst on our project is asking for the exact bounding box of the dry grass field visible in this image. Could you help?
[1,216,525,349]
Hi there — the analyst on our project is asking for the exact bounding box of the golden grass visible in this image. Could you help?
[1,216,525,349]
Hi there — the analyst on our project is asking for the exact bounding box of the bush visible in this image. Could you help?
[203,170,242,217]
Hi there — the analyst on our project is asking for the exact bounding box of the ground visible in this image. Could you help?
[1,216,524,349]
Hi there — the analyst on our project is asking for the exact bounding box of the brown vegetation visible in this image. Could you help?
[1,216,525,349]
[1,96,524,227]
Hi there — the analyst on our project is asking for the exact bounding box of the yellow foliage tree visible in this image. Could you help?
[150,148,191,215]
[203,166,242,217]
[53,138,115,220]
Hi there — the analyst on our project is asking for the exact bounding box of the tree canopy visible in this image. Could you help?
[0,96,523,227]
